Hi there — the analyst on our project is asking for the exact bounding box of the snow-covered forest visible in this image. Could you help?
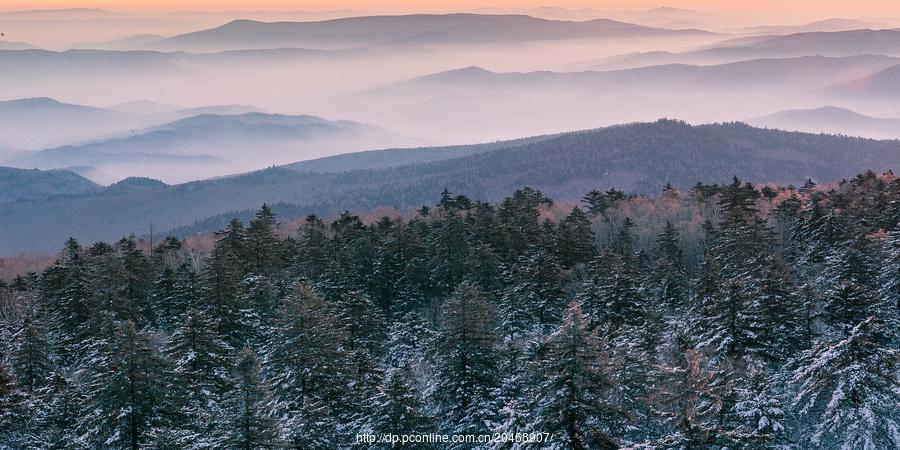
[1,172,899,449]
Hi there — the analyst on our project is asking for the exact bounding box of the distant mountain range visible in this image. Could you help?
[359,55,900,139]
[148,13,714,52]
[0,97,260,150]
[4,112,412,184]
[584,29,900,70]
[5,120,900,255]
[750,106,900,139]
[398,55,899,92]
[735,18,892,35]
[0,166,100,203]
[827,63,900,99]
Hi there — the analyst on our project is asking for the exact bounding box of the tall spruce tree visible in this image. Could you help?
[431,281,500,440]
[79,319,168,450]
[792,317,900,449]
[218,348,279,450]
[268,283,351,443]
[529,302,618,450]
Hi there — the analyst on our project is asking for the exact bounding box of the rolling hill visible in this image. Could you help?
[585,29,900,70]
[393,55,900,92]
[0,97,264,151]
[152,13,713,51]
[5,112,410,183]
[5,120,900,255]
[750,106,900,139]
[0,166,100,202]
[827,63,900,99]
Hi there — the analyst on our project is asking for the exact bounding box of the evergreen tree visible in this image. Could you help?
[500,248,565,336]
[731,363,788,448]
[820,233,878,335]
[530,302,617,450]
[0,360,27,448]
[162,307,233,444]
[431,281,500,440]
[10,315,54,394]
[655,221,687,315]
[32,371,83,449]
[204,220,248,347]
[556,207,595,268]
[651,340,722,449]
[218,348,279,450]
[792,317,900,449]
[366,365,434,448]
[427,210,471,294]
[246,204,281,275]
[79,319,168,450]
[268,283,351,439]
[498,187,552,255]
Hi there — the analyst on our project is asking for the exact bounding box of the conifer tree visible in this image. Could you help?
[204,220,248,346]
[11,315,54,394]
[427,209,471,294]
[295,214,332,280]
[431,281,500,439]
[218,348,279,450]
[246,204,281,275]
[792,317,900,449]
[0,360,27,448]
[651,339,722,449]
[269,283,351,433]
[820,233,878,335]
[32,371,83,449]
[655,221,687,315]
[498,187,552,255]
[556,206,595,268]
[530,302,618,450]
[366,365,434,448]
[79,319,168,450]
[162,307,233,442]
[500,248,565,335]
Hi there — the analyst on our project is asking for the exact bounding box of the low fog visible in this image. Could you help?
[1,8,900,184]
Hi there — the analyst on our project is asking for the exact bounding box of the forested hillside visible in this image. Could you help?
[1,171,898,448]
[0,167,100,202]
[5,120,900,254]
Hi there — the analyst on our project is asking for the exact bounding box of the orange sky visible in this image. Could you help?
[2,0,900,16]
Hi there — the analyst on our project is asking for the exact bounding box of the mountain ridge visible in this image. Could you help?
[5,120,900,254]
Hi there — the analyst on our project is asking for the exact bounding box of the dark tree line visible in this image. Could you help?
[1,172,899,449]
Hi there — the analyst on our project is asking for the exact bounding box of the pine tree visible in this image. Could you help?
[79,319,168,450]
[162,307,233,444]
[246,204,281,275]
[820,233,878,335]
[366,365,434,448]
[268,283,351,436]
[500,248,565,336]
[10,315,54,394]
[650,339,722,449]
[556,207,595,268]
[655,221,687,315]
[204,220,248,347]
[431,281,500,439]
[32,370,83,449]
[218,348,279,450]
[0,360,27,448]
[498,187,552,255]
[529,302,617,450]
[577,251,645,334]
[792,317,900,449]
[295,214,332,280]
[731,362,788,448]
